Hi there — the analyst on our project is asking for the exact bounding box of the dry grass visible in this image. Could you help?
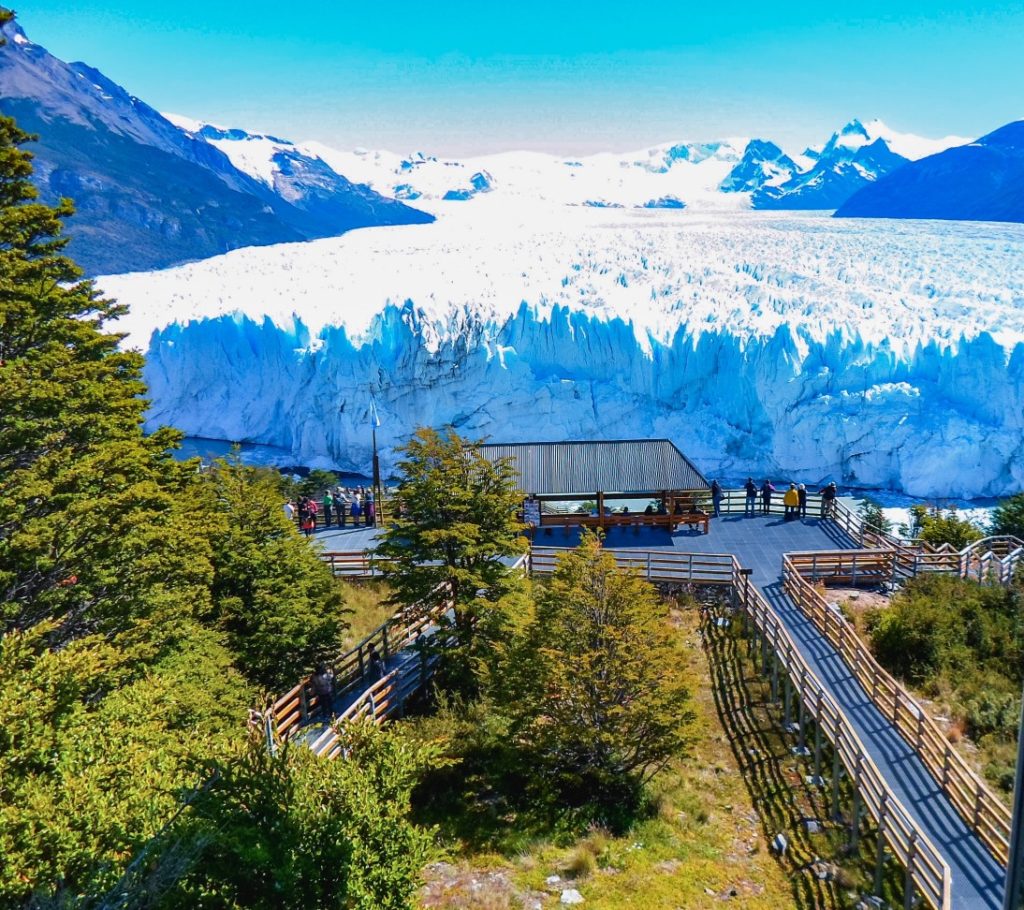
[336,578,394,651]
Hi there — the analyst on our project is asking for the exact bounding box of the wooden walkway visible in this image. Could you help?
[263,496,1015,910]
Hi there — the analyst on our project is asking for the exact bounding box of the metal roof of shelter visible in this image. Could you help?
[479,439,709,497]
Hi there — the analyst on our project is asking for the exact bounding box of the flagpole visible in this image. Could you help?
[370,398,383,526]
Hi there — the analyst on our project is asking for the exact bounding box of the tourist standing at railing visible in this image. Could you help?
[761,480,776,514]
[797,483,807,518]
[366,644,385,682]
[744,477,758,516]
[820,481,837,518]
[710,479,723,517]
[351,494,362,525]
[283,499,295,523]
[311,664,336,718]
[365,492,375,527]
[335,488,348,528]
[322,489,334,527]
[783,483,800,520]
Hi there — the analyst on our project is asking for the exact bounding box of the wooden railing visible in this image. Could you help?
[530,546,734,585]
[729,562,952,910]
[783,553,1013,866]
[307,642,446,759]
[320,550,394,577]
[598,548,953,909]
[264,588,451,743]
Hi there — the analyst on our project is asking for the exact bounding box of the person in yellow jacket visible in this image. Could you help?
[783,483,800,520]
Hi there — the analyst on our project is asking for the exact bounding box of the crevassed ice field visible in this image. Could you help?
[101,208,1024,499]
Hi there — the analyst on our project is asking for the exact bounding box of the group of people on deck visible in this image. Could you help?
[742,478,838,520]
[286,486,377,536]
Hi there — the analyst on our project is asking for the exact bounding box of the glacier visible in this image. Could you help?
[98,208,1024,500]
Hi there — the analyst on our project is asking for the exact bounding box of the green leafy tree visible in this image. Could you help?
[203,460,348,690]
[857,496,892,536]
[378,427,526,680]
[0,63,358,905]
[903,504,984,549]
[298,468,340,498]
[506,533,693,810]
[165,724,436,910]
[990,492,1024,540]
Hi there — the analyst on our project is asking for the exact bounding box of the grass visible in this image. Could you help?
[336,578,395,651]
[416,597,847,910]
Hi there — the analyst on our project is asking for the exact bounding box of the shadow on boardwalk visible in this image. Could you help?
[701,609,905,910]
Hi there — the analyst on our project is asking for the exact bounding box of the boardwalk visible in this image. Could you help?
[299,509,1008,907]
[536,513,1005,910]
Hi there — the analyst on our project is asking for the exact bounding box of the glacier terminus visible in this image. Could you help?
[99,207,1024,500]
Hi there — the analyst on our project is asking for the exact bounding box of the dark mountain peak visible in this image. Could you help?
[835,118,1024,224]
[720,139,797,193]
[977,119,1024,151]
[0,13,431,274]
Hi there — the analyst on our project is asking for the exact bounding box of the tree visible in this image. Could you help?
[299,468,339,498]
[506,534,693,810]
[903,504,984,550]
[378,427,526,681]
[857,496,892,536]
[164,724,436,910]
[990,492,1024,540]
[0,60,358,905]
[203,460,348,690]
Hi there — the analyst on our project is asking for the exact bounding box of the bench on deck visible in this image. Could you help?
[538,511,710,535]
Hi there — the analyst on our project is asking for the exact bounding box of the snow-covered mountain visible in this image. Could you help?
[752,119,968,209]
[836,119,1024,223]
[0,18,431,275]
[174,117,968,216]
[99,208,1024,499]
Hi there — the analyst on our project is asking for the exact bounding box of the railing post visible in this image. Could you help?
[797,681,807,752]
[646,552,652,580]
[851,755,863,849]
[783,675,793,726]
[771,653,780,703]
[813,693,823,780]
[299,684,309,721]
[264,712,277,756]
[382,624,391,660]
[874,794,889,897]
[905,832,918,910]
[831,745,842,819]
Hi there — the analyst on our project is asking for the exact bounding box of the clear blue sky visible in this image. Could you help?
[13,0,1024,156]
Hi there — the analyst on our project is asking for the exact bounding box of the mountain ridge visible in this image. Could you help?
[0,18,432,275]
[835,119,1024,223]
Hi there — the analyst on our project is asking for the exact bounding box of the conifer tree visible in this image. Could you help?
[378,427,526,680]
[507,533,693,808]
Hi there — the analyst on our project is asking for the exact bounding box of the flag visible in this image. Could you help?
[369,399,381,428]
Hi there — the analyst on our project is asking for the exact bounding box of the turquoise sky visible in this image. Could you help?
[14,1,1024,155]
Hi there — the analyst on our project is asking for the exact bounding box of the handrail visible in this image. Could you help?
[262,584,452,743]
[530,546,735,585]
[730,564,952,910]
[783,552,1012,865]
